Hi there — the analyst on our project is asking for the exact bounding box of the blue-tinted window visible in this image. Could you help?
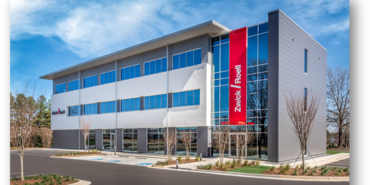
[213,45,220,72]
[248,74,257,81]
[173,93,179,107]
[162,58,167,72]
[55,83,66,94]
[68,80,79,91]
[220,71,229,78]
[155,95,161,108]
[121,98,140,112]
[221,78,229,85]
[180,92,186,106]
[135,65,140,77]
[83,75,97,88]
[173,55,179,70]
[150,96,155,109]
[258,80,268,109]
[101,101,116,114]
[180,53,186,68]
[194,49,201,65]
[248,26,258,36]
[248,36,258,66]
[187,51,194,67]
[101,71,116,85]
[248,67,257,74]
[135,98,140,110]
[214,80,219,86]
[84,103,97,115]
[145,63,150,75]
[221,43,229,71]
[212,37,220,45]
[220,86,228,111]
[258,33,268,65]
[259,23,268,33]
[258,65,268,72]
[144,97,150,109]
[150,60,155,75]
[125,99,130,111]
[194,90,200,105]
[155,59,161,73]
[221,34,229,43]
[214,87,219,112]
[125,68,130,79]
[130,99,135,111]
[258,72,268,80]
[130,66,135,79]
[162,94,167,108]
[68,105,80,116]
[187,91,194,106]
[215,73,220,79]
[305,49,308,73]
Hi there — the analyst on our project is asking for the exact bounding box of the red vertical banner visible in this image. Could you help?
[228,27,247,124]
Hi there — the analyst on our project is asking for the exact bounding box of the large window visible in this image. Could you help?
[147,128,164,154]
[305,49,308,73]
[101,70,116,85]
[144,94,167,110]
[100,101,116,114]
[173,48,201,70]
[121,98,140,111]
[121,64,140,80]
[83,103,98,115]
[68,80,80,91]
[123,129,137,152]
[68,105,80,116]
[86,130,96,149]
[83,75,97,88]
[172,90,200,107]
[176,127,197,156]
[144,57,167,76]
[55,83,66,94]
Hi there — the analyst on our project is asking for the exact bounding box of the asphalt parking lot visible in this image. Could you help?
[11,149,349,185]
[324,158,350,168]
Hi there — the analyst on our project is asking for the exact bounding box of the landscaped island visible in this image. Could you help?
[53,150,101,157]
[154,156,201,166]
[10,174,78,185]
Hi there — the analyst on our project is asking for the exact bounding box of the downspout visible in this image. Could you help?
[78,69,81,150]
[115,56,118,154]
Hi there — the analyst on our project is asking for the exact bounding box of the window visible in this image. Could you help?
[121,64,140,80]
[83,103,98,115]
[172,89,200,107]
[176,127,197,156]
[68,105,80,116]
[123,129,137,152]
[101,71,116,85]
[144,57,167,76]
[144,94,167,109]
[173,49,201,70]
[100,101,116,114]
[304,88,307,111]
[83,75,97,88]
[68,80,80,91]
[305,49,308,73]
[55,83,66,94]
[121,98,140,111]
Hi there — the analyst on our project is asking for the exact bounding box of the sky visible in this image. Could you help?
[10,0,350,100]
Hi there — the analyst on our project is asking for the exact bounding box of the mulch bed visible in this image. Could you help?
[10,175,78,185]
[262,167,350,176]
[53,154,101,158]
[156,159,201,166]
[198,162,260,171]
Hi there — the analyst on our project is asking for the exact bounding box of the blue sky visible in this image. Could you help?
[10,0,349,100]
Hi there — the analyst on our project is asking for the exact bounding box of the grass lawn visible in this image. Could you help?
[227,166,270,174]
[326,150,350,155]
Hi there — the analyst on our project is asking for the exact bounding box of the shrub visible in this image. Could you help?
[284,164,291,171]
[343,168,349,172]
[219,164,224,170]
[236,160,241,166]
[338,168,343,173]
[270,166,275,172]
[186,157,190,161]
[321,166,327,171]
[206,164,213,170]
[243,160,248,166]
[57,180,62,185]
[195,156,200,161]
[49,181,54,185]
[256,160,260,166]
[347,172,350,175]
[177,156,182,163]
[293,169,298,176]
[35,182,40,185]
[215,161,220,167]
[312,169,317,173]
[307,166,311,170]
[225,161,231,165]
[313,166,318,169]
[334,172,341,176]
[25,183,31,185]
[309,172,314,176]
[279,165,287,175]
[250,161,255,166]
[230,162,236,168]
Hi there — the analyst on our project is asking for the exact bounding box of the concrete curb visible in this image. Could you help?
[70,179,91,185]
[189,169,349,182]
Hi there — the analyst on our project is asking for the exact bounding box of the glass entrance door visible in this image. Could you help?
[103,129,115,151]
[229,133,246,158]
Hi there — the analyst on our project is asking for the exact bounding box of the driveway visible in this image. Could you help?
[324,158,350,168]
[11,150,349,185]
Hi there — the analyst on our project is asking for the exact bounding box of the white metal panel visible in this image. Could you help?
[80,83,116,104]
[51,90,80,130]
[117,109,167,128]
[81,114,116,129]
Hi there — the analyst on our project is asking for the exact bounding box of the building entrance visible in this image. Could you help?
[229,133,246,158]
[103,129,115,151]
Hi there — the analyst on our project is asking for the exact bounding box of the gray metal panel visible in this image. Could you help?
[53,72,78,94]
[143,47,166,62]
[117,100,121,112]
[137,128,147,153]
[197,126,211,157]
[167,93,173,108]
[267,10,279,163]
[95,129,103,150]
[116,129,123,152]
[277,10,327,162]
[172,36,203,55]
[168,45,173,70]
[140,97,144,110]
[53,130,80,149]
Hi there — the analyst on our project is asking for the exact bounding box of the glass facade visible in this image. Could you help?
[211,22,268,160]
[172,89,200,107]
[144,94,167,110]
[103,129,115,151]
[121,64,140,80]
[144,57,167,75]
[101,71,116,85]
[176,127,197,156]
[147,128,164,154]
[68,80,80,91]
[123,129,137,152]
[55,83,66,94]
[121,98,140,111]
[173,48,201,70]
[83,75,97,88]
[68,105,80,116]
[83,103,98,115]
[100,101,116,114]
[86,130,96,149]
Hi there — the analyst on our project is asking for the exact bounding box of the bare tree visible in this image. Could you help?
[10,83,39,181]
[179,130,193,157]
[327,67,350,148]
[162,128,177,161]
[213,127,230,164]
[285,89,320,170]
[28,126,39,148]
[231,133,245,162]
[40,128,53,147]
[80,117,92,151]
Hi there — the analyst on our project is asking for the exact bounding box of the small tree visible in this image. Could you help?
[285,89,320,170]
[213,127,230,164]
[179,130,193,157]
[163,128,177,161]
[40,128,53,147]
[80,117,92,151]
[28,126,39,148]
[10,83,39,181]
